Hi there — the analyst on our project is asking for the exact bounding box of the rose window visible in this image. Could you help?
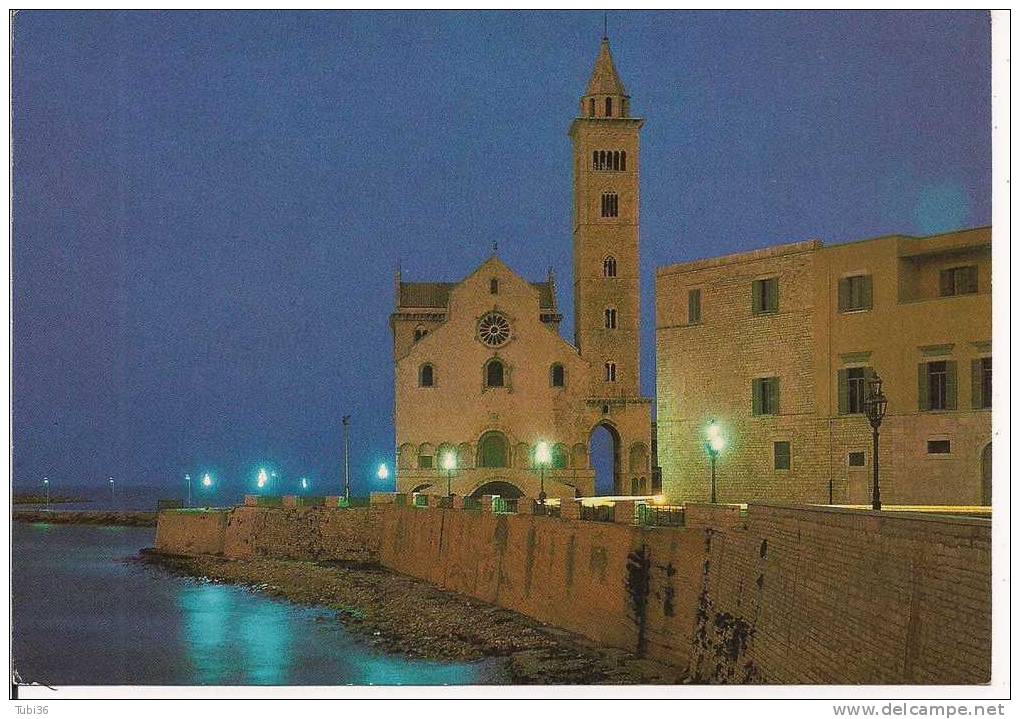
[477,312,511,347]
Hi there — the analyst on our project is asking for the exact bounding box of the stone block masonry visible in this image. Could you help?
[154,501,991,684]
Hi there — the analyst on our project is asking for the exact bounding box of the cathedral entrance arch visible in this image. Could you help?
[469,481,524,499]
[589,422,621,495]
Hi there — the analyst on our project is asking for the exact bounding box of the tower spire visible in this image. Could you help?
[603,12,608,40]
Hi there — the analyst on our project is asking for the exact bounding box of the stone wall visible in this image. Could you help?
[154,501,991,684]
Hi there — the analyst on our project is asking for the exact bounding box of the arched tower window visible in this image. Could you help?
[478,431,509,468]
[604,362,617,382]
[589,97,595,117]
[612,151,620,171]
[550,363,565,388]
[620,151,626,171]
[418,363,434,387]
[485,359,505,388]
[601,192,619,218]
[490,278,499,294]
[603,256,617,277]
[604,308,617,329]
[605,97,613,117]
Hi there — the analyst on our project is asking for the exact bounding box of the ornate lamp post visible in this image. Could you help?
[441,452,457,497]
[704,420,725,504]
[534,442,552,505]
[43,477,50,510]
[863,373,888,511]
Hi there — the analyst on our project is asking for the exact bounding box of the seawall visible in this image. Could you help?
[154,501,991,684]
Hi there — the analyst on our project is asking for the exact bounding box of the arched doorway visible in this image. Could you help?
[981,442,992,505]
[469,481,524,499]
[589,423,621,495]
[477,431,509,468]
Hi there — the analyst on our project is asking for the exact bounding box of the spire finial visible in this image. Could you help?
[603,12,608,40]
[492,239,498,256]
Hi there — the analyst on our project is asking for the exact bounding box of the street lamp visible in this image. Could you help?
[185,473,192,507]
[201,473,213,508]
[377,463,390,482]
[535,441,551,505]
[704,420,725,504]
[109,477,115,504]
[441,452,457,496]
[300,477,308,493]
[43,477,49,510]
[863,373,888,511]
[257,467,269,492]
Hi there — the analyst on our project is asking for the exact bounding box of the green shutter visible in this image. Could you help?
[752,379,762,415]
[768,279,779,312]
[837,278,849,312]
[752,281,762,314]
[918,363,929,411]
[837,369,849,415]
[946,360,958,410]
[971,359,982,409]
[939,269,954,296]
[965,266,979,294]
[862,275,873,310]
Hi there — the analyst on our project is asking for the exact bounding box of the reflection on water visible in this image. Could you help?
[13,523,501,686]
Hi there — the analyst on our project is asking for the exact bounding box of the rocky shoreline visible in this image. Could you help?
[13,510,157,527]
[138,549,686,685]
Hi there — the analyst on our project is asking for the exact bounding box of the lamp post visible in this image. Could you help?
[441,452,457,497]
[201,473,213,508]
[300,477,308,493]
[342,415,351,503]
[43,477,49,510]
[109,477,115,505]
[377,463,390,484]
[257,467,269,493]
[863,373,888,511]
[535,441,551,505]
[185,473,191,507]
[704,420,725,504]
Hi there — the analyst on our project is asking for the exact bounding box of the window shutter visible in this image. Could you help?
[862,275,873,309]
[837,369,849,415]
[768,279,779,312]
[838,278,849,312]
[946,360,958,410]
[971,359,982,409]
[752,282,762,314]
[918,363,929,411]
[965,266,978,294]
[771,377,780,414]
[752,379,762,415]
[939,269,954,296]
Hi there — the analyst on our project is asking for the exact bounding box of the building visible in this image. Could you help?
[390,38,652,499]
[656,226,992,506]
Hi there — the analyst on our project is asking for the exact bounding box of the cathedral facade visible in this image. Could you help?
[390,39,652,499]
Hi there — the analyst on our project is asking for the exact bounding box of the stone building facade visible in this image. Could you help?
[391,39,652,499]
[656,226,992,506]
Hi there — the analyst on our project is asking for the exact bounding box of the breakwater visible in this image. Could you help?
[155,498,992,684]
[14,510,157,527]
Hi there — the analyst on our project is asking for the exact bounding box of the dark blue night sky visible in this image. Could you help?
[12,10,991,498]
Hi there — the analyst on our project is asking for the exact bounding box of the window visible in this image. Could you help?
[490,278,499,294]
[593,150,626,172]
[919,360,956,411]
[414,326,428,342]
[688,289,701,324]
[605,97,613,116]
[550,363,565,388]
[774,441,791,470]
[418,454,433,470]
[589,97,595,117]
[603,256,617,277]
[478,432,509,468]
[972,357,992,409]
[927,439,951,455]
[604,362,617,382]
[838,366,872,415]
[752,278,779,315]
[620,151,626,171]
[418,363,434,387]
[752,377,779,416]
[939,266,978,297]
[601,192,619,218]
[604,308,617,329]
[838,275,873,312]
[848,451,866,467]
[485,359,505,388]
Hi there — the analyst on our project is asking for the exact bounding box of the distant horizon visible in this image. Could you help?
[12,10,992,494]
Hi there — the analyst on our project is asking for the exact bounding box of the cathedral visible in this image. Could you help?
[390,37,652,499]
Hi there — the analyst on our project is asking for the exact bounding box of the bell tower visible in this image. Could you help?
[569,36,644,397]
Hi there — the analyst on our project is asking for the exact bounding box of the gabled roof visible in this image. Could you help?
[585,38,627,96]
[396,257,558,311]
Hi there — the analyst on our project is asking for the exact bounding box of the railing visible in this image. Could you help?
[580,504,615,523]
[636,503,685,528]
